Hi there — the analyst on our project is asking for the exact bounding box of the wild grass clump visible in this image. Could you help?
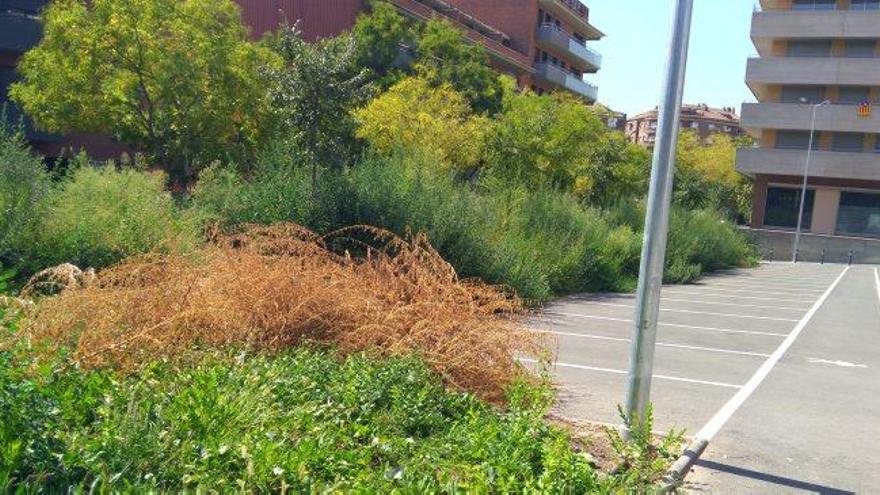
[0,125,49,269]
[24,164,201,274]
[19,223,540,402]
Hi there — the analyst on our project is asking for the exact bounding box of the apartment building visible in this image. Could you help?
[738,0,880,240]
[625,104,743,148]
[236,0,604,102]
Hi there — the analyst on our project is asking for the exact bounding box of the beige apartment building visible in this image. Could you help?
[626,104,742,148]
[738,0,880,241]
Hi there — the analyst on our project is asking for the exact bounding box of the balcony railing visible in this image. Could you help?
[758,0,879,11]
[534,62,598,102]
[551,0,589,21]
[536,23,601,71]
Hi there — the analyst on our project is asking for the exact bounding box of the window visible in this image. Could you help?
[764,187,815,229]
[775,130,819,150]
[781,85,826,103]
[838,86,872,104]
[831,132,866,152]
[845,40,876,58]
[836,191,880,236]
[792,0,836,10]
[851,0,880,10]
[787,40,832,57]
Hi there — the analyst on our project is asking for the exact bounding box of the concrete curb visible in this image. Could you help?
[658,437,709,493]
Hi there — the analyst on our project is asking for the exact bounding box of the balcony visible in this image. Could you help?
[746,57,880,100]
[752,9,880,56]
[537,0,603,40]
[736,147,880,182]
[0,10,41,54]
[536,23,601,72]
[742,102,880,134]
[534,62,598,102]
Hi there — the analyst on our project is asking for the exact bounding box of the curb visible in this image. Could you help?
[658,437,709,493]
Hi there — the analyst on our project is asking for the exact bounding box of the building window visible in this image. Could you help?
[787,40,832,57]
[775,130,819,150]
[764,187,815,229]
[831,132,866,152]
[844,40,877,58]
[850,0,880,10]
[792,0,837,11]
[838,86,872,104]
[837,191,880,236]
[781,85,826,103]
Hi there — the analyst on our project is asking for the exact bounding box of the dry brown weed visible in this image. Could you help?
[17,223,546,402]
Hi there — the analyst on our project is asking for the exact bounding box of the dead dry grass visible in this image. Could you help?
[16,223,546,402]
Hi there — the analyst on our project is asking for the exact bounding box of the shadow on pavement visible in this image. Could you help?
[693,459,856,495]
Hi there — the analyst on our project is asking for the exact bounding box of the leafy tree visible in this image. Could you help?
[415,19,505,115]
[265,26,372,193]
[352,1,416,86]
[484,90,647,203]
[10,0,277,186]
[675,130,754,221]
[354,77,487,172]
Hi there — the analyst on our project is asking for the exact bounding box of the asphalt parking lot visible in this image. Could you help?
[531,262,880,493]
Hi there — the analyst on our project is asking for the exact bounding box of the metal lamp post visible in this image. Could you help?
[625,0,694,425]
[792,99,830,263]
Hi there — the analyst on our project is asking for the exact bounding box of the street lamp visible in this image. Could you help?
[792,99,831,263]
[625,0,693,426]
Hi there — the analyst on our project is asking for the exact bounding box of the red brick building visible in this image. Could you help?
[235,0,604,102]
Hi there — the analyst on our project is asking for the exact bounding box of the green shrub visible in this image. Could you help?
[0,127,49,269]
[664,207,758,283]
[1,347,663,493]
[191,144,350,233]
[26,164,200,272]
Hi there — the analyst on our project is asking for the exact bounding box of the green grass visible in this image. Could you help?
[0,341,681,493]
[191,150,757,303]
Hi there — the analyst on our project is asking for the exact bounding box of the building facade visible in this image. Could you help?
[738,0,880,239]
[625,104,743,148]
[236,0,604,102]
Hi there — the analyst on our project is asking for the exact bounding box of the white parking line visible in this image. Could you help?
[659,297,808,312]
[518,358,743,389]
[692,266,850,444]
[682,285,824,295]
[658,290,810,305]
[875,268,880,306]
[578,302,799,322]
[540,330,772,357]
[696,277,831,287]
[659,286,820,298]
[698,279,835,289]
[541,312,788,337]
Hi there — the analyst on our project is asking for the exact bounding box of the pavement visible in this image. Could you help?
[530,262,880,494]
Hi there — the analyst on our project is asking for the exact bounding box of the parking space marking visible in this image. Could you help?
[542,312,788,337]
[540,330,772,357]
[698,279,835,288]
[875,268,880,305]
[660,287,820,299]
[518,358,743,389]
[659,290,811,305]
[580,302,799,322]
[692,266,850,444]
[680,286,824,296]
[659,297,808,312]
[695,284,826,293]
